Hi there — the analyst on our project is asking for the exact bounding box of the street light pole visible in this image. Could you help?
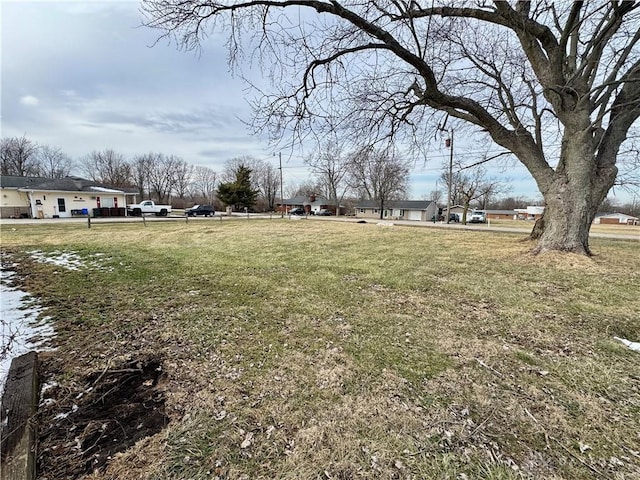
[446,128,453,224]
[278,152,284,218]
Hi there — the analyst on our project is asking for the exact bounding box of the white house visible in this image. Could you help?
[1,176,133,219]
[355,200,438,222]
[593,213,639,225]
[514,205,545,220]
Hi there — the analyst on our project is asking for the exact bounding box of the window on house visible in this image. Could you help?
[57,198,66,213]
[101,197,114,208]
[399,209,405,216]
[373,209,378,214]
[359,208,365,213]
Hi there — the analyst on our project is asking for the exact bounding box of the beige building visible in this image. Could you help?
[1,176,131,219]
[593,213,639,225]
[355,200,437,222]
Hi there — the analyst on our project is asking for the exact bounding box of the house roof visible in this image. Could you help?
[1,175,53,188]
[597,212,639,220]
[485,209,517,215]
[355,200,435,210]
[1,175,128,194]
[281,196,337,206]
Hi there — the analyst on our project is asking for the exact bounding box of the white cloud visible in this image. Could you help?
[19,95,40,107]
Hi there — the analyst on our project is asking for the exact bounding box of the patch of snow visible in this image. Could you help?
[376,221,395,227]
[88,186,123,193]
[614,337,640,352]
[27,250,115,272]
[1,262,56,393]
[54,404,79,421]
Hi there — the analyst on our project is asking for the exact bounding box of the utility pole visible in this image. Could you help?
[446,128,453,224]
[278,152,284,218]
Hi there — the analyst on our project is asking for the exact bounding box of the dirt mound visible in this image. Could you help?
[38,357,168,478]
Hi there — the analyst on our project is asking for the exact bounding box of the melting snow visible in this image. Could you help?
[614,337,640,352]
[1,262,55,392]
[27,250,114,272]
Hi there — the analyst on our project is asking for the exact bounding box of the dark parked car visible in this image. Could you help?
[316,209,333,216]
[289,207,306,215]
[186,205,216,217]
[431,213,459,222]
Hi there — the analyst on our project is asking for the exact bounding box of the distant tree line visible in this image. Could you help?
[0,135,276,211]
[295,142,410,218]
[3,135,637,216]
[1,135,73,178]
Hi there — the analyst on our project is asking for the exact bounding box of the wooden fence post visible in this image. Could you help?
[1,351,39,480]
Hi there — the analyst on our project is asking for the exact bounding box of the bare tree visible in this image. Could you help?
[38,145,73,178]
[305,140,351,215]
[427,189,443,205]
[489,195,542,210]
[441,164,504,224]
[1,136,40,176]
[147,154,183,203]
[254,162,280,211]
[132,153,156,199]
[142,1,640,255]
[285,181,322,199]
[348,147,410,219]
[221,156,261,184]
[80,149,132,187]
[173,158,194,202]
[190,165,218,204]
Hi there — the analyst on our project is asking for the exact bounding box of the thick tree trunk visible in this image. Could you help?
[531,130,616,255]
[532,185,599,255]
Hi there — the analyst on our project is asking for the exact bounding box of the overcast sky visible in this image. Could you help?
[1,1,635,204]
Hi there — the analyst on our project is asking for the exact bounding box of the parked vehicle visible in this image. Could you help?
[316,209,333,216]
[186,205,216,217]
[469,211,486,223]
[431,213,458,222]
[289,207,306,215]
[127,200,172,216]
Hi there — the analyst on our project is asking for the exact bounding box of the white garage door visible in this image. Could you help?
[407,210,422,221]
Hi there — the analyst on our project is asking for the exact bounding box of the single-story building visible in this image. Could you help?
[514,206,545,220]
[277,195,346,215]
[355,200,437,222]
[593,213,639,225]
[0,175,135,219]
[448,205,466,219]
[485,209,518,220]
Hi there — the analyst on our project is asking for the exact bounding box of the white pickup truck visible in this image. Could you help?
[126,200,172,216]
[469,210,486,223]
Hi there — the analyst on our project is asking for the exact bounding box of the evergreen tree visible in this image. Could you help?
[216,165,258,211]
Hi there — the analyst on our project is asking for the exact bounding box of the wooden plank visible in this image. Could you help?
[1,351,39,480]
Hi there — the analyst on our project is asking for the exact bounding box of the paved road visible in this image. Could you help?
[1,214,638,241]
[315,216,639,241]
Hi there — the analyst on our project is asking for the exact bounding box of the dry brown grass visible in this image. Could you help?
[1,219,638,479]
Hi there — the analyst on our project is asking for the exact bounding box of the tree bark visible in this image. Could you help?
[529,212,544,240]
[530,130,616,255]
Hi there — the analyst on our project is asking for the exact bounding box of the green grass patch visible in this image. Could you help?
[2,219,639,479]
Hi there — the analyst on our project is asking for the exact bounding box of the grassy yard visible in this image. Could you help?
[1,219,639,479]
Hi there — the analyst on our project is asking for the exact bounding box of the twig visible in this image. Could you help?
[475,358,503,378]
[469,408,497,437]
[523,407,538,423]
[91,358,113,387]
[551,436,604,478]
